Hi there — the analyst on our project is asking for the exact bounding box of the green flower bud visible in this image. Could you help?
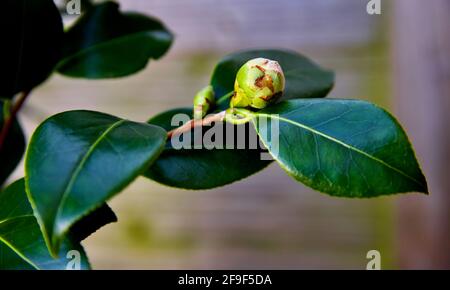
[231,58,285,109]
[193,85,215,119]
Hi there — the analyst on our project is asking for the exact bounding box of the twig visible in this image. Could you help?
[0,91,31,152]
[167,111,226,139]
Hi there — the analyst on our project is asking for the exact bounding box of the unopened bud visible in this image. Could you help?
[193,85,215,119]
[231,58,285,109]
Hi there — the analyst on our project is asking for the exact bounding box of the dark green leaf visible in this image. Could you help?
[0,179,90,270]
[210,49,334,110]
[1,0,63,96]
[25,110,167,255]
[57,1,173,79]
[252,99,428,197]
[143,108,272,190]
[0,100,26,187]
[69,203,117,243]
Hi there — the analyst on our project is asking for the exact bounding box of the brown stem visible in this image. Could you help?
[167,110,226,139]
[0,91,31,152]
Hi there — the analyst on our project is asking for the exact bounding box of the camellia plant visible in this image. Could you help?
[0,1,427,270]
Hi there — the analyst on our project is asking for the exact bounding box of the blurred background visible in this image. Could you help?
[12,0,449,269]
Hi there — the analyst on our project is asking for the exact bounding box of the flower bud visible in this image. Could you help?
[231,58,285,109]
[193,85,215,119]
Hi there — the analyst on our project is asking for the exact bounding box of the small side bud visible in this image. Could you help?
[231,58,285,109]
[193,85,215,119]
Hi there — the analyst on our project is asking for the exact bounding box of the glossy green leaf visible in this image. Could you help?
[0,100,26,187]
[252,99,428,197]
[210,49,334,109]
[1,0,63,96]
[57,1,173,79]
[0,179,90,270]
[143,108,272,189]
[25,110,167,255]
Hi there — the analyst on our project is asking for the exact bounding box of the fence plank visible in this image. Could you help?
[392,0,450,269]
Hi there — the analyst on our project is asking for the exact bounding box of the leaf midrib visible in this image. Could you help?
[255,113,425,187]
[52,119,126,243]
[0,214,35,226]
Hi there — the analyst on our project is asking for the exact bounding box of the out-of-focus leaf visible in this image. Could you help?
[0,0,63,96]
[0,100,26,187]
[57,1,173,78]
